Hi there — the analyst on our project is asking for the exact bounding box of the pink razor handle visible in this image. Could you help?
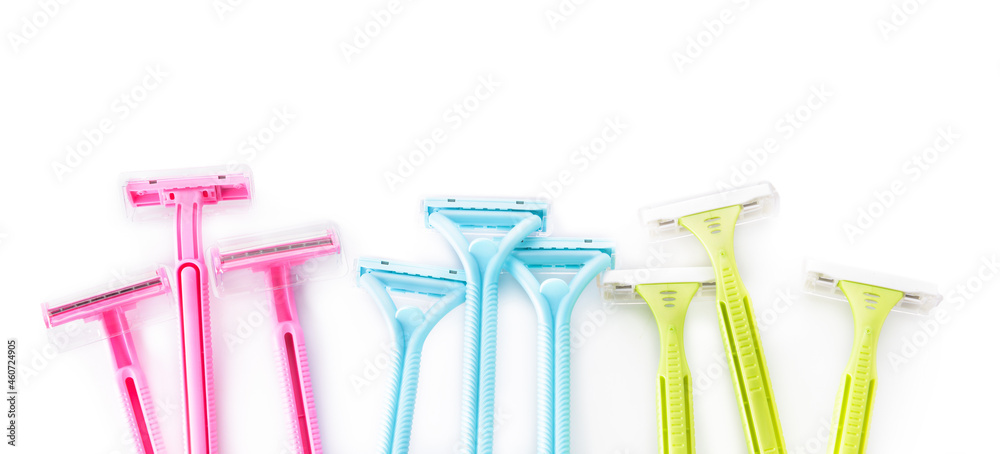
[268,265,321,454]
[104,308,163,454]
[125,171,253,454]
[175,191,216,454]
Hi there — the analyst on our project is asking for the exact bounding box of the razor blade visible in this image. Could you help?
[210,223,344,295]
[508,238,616,271]
[803,259,943,315]
[640,182,779,240]
[358,258,466,297]
[423,198,549,234]
[599,267,716,304]
[45,267,172,328]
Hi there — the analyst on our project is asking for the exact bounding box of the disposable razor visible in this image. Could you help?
[505,237,614,454]
[803,260,942,454]
[423,197,547,453]
[358,258,467,454]
[123,166,253,454]
[43,267,172,454]
[209,224,342,454]
[599,267,716,454]
[639,182,786,454]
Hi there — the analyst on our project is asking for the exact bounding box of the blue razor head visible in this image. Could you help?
[423,198,549,233]
[508,237,616,270]
[358,257,466,297]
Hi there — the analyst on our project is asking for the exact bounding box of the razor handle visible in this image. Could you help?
[680,206,786,454]
[174,196,216,454]
[826,281,904,454]
[103,309,162,454]
[268,266,323,454]
[636,283,700,454]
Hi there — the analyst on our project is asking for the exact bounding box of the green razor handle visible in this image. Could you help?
[827,281,904,454]
[679,205,786,454]
[636,283,700,454]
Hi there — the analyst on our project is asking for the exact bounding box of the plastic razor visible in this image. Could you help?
[43,267,172,454]
[803,260,942,454]
[599,267,716,454]
[358,258,467,454]
[423,197,548,454]
[639,182,786,454]
[504,237,615,454]
[123,166,253,454]
[210,224,343,454]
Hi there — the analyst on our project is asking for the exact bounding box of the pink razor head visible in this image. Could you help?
[210,223,344,294]
[44,267,171,328]
[209,223,342,454]
[42,267,173,454]
[121,166,254,219]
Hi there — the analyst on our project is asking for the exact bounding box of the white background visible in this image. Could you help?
[2,0,999,453]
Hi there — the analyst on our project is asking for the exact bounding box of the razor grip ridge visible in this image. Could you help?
[636,283,699,454]
[679,206,786,454]
[116,365,165,454]
[277,323,322,454]
[826,281,903,454]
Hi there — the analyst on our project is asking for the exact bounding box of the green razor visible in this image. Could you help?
[599,267,716,454]
[803,260,942,454]
[640,183,785,454]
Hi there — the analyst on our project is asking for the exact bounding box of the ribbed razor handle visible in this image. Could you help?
[105,310,163,454]
[271,270,323,454]
[177,262,215,454]
[637,283,699,454]
[680,206,785,454]
[827,281,903,454]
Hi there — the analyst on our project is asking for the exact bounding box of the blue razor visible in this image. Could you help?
[502,238,615,454]
[358,258,468,454]
[423,198,548,454]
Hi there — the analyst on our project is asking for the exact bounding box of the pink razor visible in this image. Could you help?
[123,167,253,454]
[209,225,342,454]
[43,267,172,454]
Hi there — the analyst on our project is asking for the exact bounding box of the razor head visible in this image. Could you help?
[803,259,943,316]
[640,182,779,240]
[44,267,171,328]
[122,166,253,218]
[210,223,344,295]
[358,258,466,297]
[423,198,549,235]
[508,237,616,271]
[599,267,716,304]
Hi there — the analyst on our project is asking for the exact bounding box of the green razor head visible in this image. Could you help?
[357,257,466,297]
[640,182,779,240]
[599,267,716,304]
[803,259,943,316]
[423,198,549,234]
[508,237,616,271]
